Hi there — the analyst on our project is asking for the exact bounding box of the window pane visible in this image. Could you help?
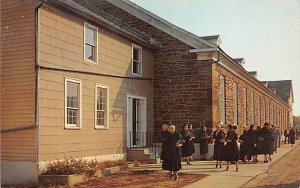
[85,44,95,61]
[85,26,95,45]
[96,87,108,126]
[133,48,140,61]
[133,61,140,74]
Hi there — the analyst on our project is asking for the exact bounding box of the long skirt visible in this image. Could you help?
[261,140,273,155]
[224,141,239,162]
[181,141,193,157]
[213,143,225,161]
[200,140,208,155]
[162,148,182,171]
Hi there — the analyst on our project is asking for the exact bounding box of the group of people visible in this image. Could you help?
[160,121,297,180]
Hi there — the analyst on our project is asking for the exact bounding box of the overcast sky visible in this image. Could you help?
[131,0,300,116]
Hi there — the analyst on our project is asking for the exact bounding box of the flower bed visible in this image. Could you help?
[39,157,139,186]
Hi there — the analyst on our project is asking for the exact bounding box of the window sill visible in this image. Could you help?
[132,73,142,77]
[84,58,98,64]
[65,126,82,130]
[95,126,109,130]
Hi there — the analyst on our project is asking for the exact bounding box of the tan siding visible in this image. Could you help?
[1,0,38,162]
[38,7,154,162]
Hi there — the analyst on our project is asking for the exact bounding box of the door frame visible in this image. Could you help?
[126,94,147,148]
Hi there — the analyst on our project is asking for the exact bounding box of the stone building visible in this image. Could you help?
[1,0,293,184]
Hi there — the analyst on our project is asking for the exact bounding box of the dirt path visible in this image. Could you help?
[243,144,300,188]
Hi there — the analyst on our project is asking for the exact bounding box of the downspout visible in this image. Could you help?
[35,0,46,164]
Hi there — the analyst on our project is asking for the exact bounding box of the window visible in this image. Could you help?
[220,75,225,125]
[258,96,260,126]
[233,83,238,126]
[65,78,82,129]
[251,93,254,124]
[132,45,142,76]
[84,23,97,62]
[243,88,247,126]
[95,85,109,129]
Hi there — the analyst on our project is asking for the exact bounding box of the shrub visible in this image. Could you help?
[42,156,127,177]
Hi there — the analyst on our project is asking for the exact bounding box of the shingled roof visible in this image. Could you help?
[261,80,294,104]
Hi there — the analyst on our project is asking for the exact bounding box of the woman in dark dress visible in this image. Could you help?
[163,125,183,181]
[199,126,210,160]
[246,125,257,163]
[289,127,296,147]
[260,123,273,163]
[224,124,239,172]
[160,124,169,161]
[238,130,247,163]
[188,124,196,160]
[253,126,262,163]
[180,124,194,165]
[213,122,225,168]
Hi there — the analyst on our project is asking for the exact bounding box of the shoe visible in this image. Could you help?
[174,177,179,181]
[269,158,272,161]
[220,164,222,168]
[169,172,173,179]
[264,160,268,163]
[226,167,229,171]
[215,164,218,168]
[236,168,239,172]
[187,162,192,165]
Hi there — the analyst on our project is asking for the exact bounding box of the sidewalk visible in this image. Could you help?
[136,141,299,188]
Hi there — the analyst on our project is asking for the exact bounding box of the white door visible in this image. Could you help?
[127,95,147,148]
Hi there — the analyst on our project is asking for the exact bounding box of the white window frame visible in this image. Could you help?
[95,84,109,129]
[84,22,98,63]
[65,77,82,129]
[233,82,238,126]
[263,99,266,123]
[251,93,254,125]
[132,44,142,76]
[243,88,247,126]
[220,75,225,125]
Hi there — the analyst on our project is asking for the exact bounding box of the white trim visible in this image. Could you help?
[131,44,142,77]
[64,77,82,129]
[126,94,147,148]
[84,22,98,64]
[95,84,110,129]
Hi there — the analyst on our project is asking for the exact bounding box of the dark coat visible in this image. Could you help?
[160,131,168,160]
[254,128,263,155]
[224,130,239,161]
[245,129,257,157]
[180,130,194,157]
[260,127,273,155]
[199,130,209,155]
[213,130,225,161]
[162,131,182,171]
[289,129,296,144]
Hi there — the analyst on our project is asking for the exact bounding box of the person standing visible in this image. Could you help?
[199,126,210,160]
[284,128,289,144]
[246,125,256,163]
[160,124,169,161]
[163,125,182,181]
[289,126,296,147]
[261,123,272,163]
[253,126,262,163]
[273,125,280,153]
[188,124,196,161]
[180,124,194,165]
[238,130,247,163]
[224,124,239,172]
[213,122,225,168]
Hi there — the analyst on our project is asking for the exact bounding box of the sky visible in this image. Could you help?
[131,0,300,116]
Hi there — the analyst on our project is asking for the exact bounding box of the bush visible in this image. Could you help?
[42,156,127,177]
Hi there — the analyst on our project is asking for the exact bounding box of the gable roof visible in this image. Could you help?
[105,0,217,49]
[47,0,160,49]
[261,80,294,104]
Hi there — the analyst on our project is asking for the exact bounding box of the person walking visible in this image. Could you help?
[284,128,289,144]
[199,126,210,160]
[253,126,262,163]
[289,126,296,147]
[273,125,280,153]
[188,124,196,161]
[180,124,194,165]
[213,122,225,168]
[160,124,169,161]
[163,125,183,181]
[261,123,273,163]
[224,124,239,172]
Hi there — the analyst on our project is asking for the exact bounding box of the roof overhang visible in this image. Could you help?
[46,0,161,49]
